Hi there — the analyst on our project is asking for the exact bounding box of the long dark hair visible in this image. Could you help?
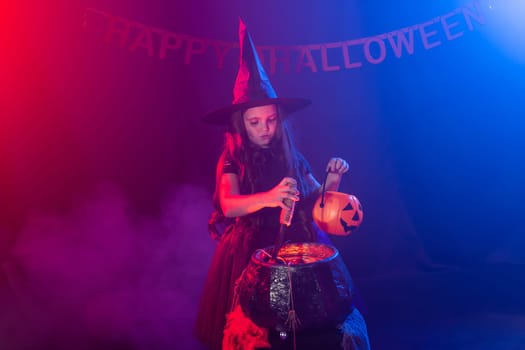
[208,106,316,240]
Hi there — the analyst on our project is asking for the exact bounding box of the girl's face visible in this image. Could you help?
[242,104,278,148]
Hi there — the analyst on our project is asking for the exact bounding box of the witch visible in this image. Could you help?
[194,19,352,349]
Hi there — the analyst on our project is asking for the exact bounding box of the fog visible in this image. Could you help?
[1,182,214,349]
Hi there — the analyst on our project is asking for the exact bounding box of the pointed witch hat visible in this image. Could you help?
[203,18,311,125]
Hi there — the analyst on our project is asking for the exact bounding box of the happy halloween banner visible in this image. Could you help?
[84,1,486,74]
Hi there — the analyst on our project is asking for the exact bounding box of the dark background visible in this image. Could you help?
[1,0,524,348]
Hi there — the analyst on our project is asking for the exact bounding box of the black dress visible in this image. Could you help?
[194,147,328,349]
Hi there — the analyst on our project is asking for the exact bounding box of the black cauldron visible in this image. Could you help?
[237,242,354,332]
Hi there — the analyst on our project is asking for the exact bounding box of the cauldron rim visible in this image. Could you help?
[253,242,339,268]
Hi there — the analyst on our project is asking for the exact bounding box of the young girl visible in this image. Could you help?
[194,20,349,349]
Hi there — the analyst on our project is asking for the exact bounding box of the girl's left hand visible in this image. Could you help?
[326,157,349,175]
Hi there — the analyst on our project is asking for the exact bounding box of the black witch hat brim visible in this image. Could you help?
[203,19,311,126]
[203,97,311,126]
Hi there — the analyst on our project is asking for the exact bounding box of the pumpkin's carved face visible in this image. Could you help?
[312,191,363,236]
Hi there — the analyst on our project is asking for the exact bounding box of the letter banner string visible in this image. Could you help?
[83,1,487,74]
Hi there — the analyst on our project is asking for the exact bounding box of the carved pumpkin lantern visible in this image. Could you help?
[312,191,363,236]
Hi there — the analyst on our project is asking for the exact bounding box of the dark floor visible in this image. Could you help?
[1,263,524,349]
[356,263,525,350]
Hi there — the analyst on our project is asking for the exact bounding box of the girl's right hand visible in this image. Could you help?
[264,177,300,209]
